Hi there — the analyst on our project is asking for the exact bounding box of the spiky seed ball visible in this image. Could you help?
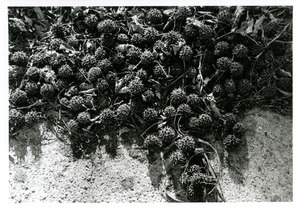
[77,111,91,124]
[224,78,236,93]
[130,33,144,47]
[147,8,163,24]
[169,150,186,167]
[170,88,187,106]
[97,19,117,33]
[60,97,70,107]
[69,95,85,111]
[95,46,107,60]
[175,6,192,21]
[136,68,148,81]
[175,135,195,154]
[162,30,182,45]
[24,111,40,126]
[10,90,28,106]
[223,113,237,128]
[188,117,201,129]
[126,46,142,64]
[216,57,232,71]
[10,51,28,66]
[230,62,243,77]
[51,23,69,38]
[223,134,241,150]
[158,126,176,146]
[24,81,39,96]
[163,106,176,118]
[40,83,55,99]
[143,108,158,123]
[213,84,225,97]
[55,79,69,91]
[140,50,155,66]
[49,38,63,51]
[177,103,192,117]
[238,79,253,96]
[116,103,131,120]
[233,44,249,58]
[97,58,113,74]
[116,33,129,44]
[9,109,24,130]
[84,14,99,28]
[198,23,214,41]
[143,27,159,45]
[214,41,230,56]
[233,122,246,137]
[58,64,74,78]
[187,93,201,108]
[144,134,162,150]
[179,45,193,61]
[26,67,40,81]
[49,54,67,70]
[184,24,198,39]
[199,113,212,128]
[99,108,116,126]
[87,67,102,82]
[217,10,232,25]
[82,54,97,69]
[142,89,155,102]
[67,119,79,132]
[31,53,49,68]
[128,77,144,96]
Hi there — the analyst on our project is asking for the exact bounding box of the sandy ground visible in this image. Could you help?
[8,108,292,202]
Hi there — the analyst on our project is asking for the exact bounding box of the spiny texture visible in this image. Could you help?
[69,95,85,111]
[163,106,176,118]
[10,51,28,66]
[170,88,187,106]
[128,77,144,96]
[175,135,195,155]
[40,83,55,99]
[143,108,158,123]
[147,8,163,24]
[144,134,162,150]
[158,126,176,146]
[97,19,117,33]
[10,90,28,106]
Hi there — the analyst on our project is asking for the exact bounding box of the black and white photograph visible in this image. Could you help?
[4,1,295,204]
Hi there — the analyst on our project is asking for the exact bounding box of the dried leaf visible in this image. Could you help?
[163,9,175,16]
[276,69,292,78]
[277,87,292,97]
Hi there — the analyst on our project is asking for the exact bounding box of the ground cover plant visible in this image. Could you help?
[8,6,292,202]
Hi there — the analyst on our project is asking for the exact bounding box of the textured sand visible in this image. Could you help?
[9,108,292,202]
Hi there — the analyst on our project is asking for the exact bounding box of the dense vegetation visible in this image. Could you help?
[8,6,292,202]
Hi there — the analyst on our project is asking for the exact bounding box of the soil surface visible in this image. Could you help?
[8,108,292,202]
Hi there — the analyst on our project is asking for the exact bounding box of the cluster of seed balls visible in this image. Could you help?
[9,7,250,158]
